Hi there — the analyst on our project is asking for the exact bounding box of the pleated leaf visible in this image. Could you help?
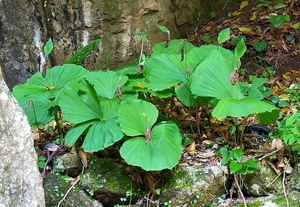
[191,51,243,100]
[118,99,158,136]
[86,70,128,99]
[65,121,93,147]
[144,54,186,91]
[60,89,101,124]
[14,64,87,99]
[212,98,277,118]
[82,119,124,152]
[120,122,182,171]
[17,97,53,127]
[175,80,196,107]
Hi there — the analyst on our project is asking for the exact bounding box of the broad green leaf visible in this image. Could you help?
[82,119,124,152]
[17,97,53,127]
[248,88,264,100]
[269,15,286,28]
[60,89,101,123]
[232,148,243,162]
[212,97,277,118]
[118,99,158,136]
[44,39,53,55]
[219,146,229,155]
[243,159,258,168]
[120,122,182,171]
[175,80,196,107]
[191,52,243,100]
[221,155,229,166]
[250,76,267,88]
[229,160,243,174]
[235,39,246,59]
[65,121,93,147]
[86,70,128,99]
[13,64,87,100]
[253,41,267,52]
[100,98,121,120]
[144,54,187,91]
[218,28,230,44]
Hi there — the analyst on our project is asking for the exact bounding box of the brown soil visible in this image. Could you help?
[188,0,300,77]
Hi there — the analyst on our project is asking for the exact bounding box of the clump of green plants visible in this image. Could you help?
[13,27,279,173]
[219,146,258,175]
[273,111,300,153]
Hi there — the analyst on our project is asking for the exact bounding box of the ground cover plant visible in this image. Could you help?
[12,0,300,204]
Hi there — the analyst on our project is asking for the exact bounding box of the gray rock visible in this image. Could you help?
[47,156,142,206]
[44,173,103,207]
[161,164,229,206]
[243,162,283,196]
[0,0,227,89]
[79,157,143,207]
[0,67,45,206]
[53,153,83,177]
[289,163,300,191]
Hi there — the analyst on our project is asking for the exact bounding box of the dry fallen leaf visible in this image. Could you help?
[240,1,248,10]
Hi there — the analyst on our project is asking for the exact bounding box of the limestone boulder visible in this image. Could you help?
[242,162,283,196]
[0,66,45,206]
[0,0,227,90]
[161,163,229,206]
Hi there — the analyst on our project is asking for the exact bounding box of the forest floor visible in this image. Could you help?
[188,0,300,77]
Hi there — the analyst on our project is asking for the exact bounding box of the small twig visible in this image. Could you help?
[57,175,80,207]
[283,171,289,207]
[42,146,62,176]
[258,146,286,161]
[266,172,282,187]
[234,173,247,207]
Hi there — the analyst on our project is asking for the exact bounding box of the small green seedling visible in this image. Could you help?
[253,41,267,52]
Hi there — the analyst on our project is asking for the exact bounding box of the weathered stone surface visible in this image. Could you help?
[44,173,103,207]
[289,163,300,191]
[243,163,283,196]
[46,156,142,207]
[161,164,229,206]
[0,0,227,90]
[0,66,45,206]
[53,153,83,177]
[79,157,142,207]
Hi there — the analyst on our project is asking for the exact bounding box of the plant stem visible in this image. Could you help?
[53,106,63,137]
[234,117,239,144]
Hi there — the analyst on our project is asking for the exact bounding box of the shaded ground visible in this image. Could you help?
[188,0,300,77]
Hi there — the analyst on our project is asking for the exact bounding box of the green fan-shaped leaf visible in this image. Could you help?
[65,121,93,147]
[191,52,243,100]
[144,54,186,91]
[82,119,124,152]
[86,70,128,99]
[175,80,196,107]
[17,97,53,127]
[13,64,87,100]
[60,89,101,123]
[100,98,121,120]
[120,122,182,171]
[212,97,277,118]
[118,99,158,136]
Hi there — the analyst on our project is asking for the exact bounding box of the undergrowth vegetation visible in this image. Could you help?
[12,28,283,172]
[13,26,300,180]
